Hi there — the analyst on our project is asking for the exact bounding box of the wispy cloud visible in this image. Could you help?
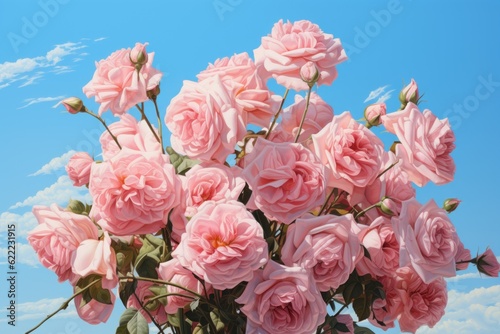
[446,272,481,282]
[375,89,395,103]
[0,211,38,237]
[0,42,87,89]
[364,85,389,103]
[18,95,66,109]
[9,175,91,210]
[0,297,78,323]
[94,37,107,42]
[0,243,39,267]
[30,150,76,176]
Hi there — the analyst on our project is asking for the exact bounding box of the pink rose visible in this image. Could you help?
[236,260,326,334]
[381,103,456,186]
[475,248,500,277]
[280,92,333,142]
[74,290,115,325]
[172,201,268,290]
[89,149,181,236]
[66,152,93,187]
[281,213,362,291]
[158,258,212,314]
[165,76,246,163]
[356,217,399,278]
[242,138,326,224]
[392,199,459,283]
[395,266,447,333]
[126,281,168,324]
[254,19,347,91]
[350,151,415,220]
[197,52,281,128]
[100,114,161,160]
[324,315,354,333]
[369,275,403,331]
[184,163,245,218]
[27,204,98,283]
[312,111,383,194]
[83,43,162,116]
[364,102,386,126]
[72,231,117,290]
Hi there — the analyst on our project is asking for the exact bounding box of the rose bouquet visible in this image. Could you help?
[27,19,499,334]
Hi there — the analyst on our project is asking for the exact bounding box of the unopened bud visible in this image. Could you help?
[300,61,320,87]
[399,78,419,107]
[364,103,387,127]
[474,248,500,277]
[67,199,87,215]
[129,42,149,69]
[443,198,461,213]
[61,97,84,114]
[380,197,397,216]
[147,85,161,100]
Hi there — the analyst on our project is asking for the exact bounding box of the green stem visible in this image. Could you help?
[120,276,205,301]
[152,97,166,154]
[318,188,337,216]
[354,202,381,219]
[265,89,289,140]
[132,290,165,334]
[83,109,122,149]
[25,279,100,334]
[136,103,162,145]
[294,85,313,143]
[377,160,400,179]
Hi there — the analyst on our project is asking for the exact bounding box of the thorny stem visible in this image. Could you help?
[377,160,400,179]
[265,89,289,140]
[294,85,313,143]
[152,97,166,153]
[83,109,122,149]
[354,202,381,219]
[136,103,162,145]
[25,279,100,334]
[132,290,165,334]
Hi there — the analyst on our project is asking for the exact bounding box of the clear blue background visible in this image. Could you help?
[1,1,499,333]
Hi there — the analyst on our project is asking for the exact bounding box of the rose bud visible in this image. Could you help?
[61,97,84,114]
[300,61,320,87]
[364,102,387,127]
[443,198,461,213]
[380,197,397,216]
[399,78,419,107]
[474,248,500,277]
[129,42,148,68]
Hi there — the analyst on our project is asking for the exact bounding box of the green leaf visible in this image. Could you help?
[210,310,225,332]
[166,146,199,175]
[353,297,370,322]
[192,324,210,334]
[89,283,113,305]
[361,244,371,261]
[126,311,149,334]
[135,235,166,279]
[334,322,350,332]
[119,308,138,326]
[115,325,130,334]
[190,298,200,311]
[119,280,137,307]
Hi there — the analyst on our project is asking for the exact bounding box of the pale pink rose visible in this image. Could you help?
[184,163,245,218]
[356,217,399,278]
[89,149,181,236]
[165,76,245,163]
[364,102,386,126]
[254,19,347,91]
[369,274,403,331]
[197,52,281,128]
[280,92,333,142]
[74,290,115,325]
[455,240,471,270]
[66,152,94,187]
[172,201,268,290]
[126,281,168,324]
[395,266,447,333]
[350,151,415,220]
[158,258,212,314]
[312,111,383,194]
[281,213,362,291]
[476,248,500,277]
[392,199,459,283]
[242,138,326,224]
[399,78,419,105]
[100,114,161,160]
[83,43,162,116]
[236,260,326,334]
[72,231,117,290]
[27,204,98,283]
[381,103,456,186]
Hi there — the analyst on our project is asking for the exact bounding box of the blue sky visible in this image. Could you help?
[1,0,500,333]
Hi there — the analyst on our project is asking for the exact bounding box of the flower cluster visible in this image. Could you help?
[28,20,499,334]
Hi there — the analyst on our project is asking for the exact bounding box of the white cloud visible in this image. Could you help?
[364,85,389,103]
[446,272,481,282]
[94,37,107,42]
[18,95,66,110]
[9,175,91,210]
[376,89,395,103]
[30,150,76,176]
[0,211,38,237]
[0,42,86,88]
[0,297,78,323]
